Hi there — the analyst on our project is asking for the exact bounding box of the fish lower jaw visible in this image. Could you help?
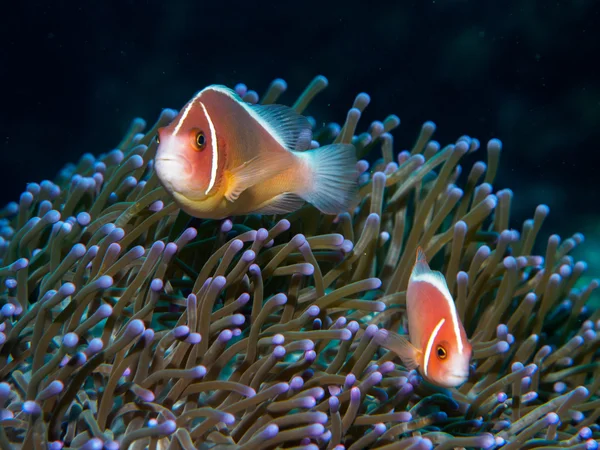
[445,373,469,386]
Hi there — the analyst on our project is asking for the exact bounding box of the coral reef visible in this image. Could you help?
[0,76,599,449]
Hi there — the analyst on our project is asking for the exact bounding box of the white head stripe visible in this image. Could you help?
[200,86,287,149]
[199,102,219,195]
[173,92,201,136]
[412,272,464,354]
[423,318,446,377]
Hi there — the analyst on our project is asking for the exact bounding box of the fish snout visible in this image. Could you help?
[155,134,194,175]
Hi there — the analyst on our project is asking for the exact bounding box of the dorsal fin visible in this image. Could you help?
[249,103,313,151]
[250,105,312,151]
[410,246,451,293]
[200,85,314,151]
[411,246,431,278]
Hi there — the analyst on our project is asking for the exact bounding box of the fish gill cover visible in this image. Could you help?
[0,75,598,449]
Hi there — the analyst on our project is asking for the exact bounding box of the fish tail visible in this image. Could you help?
[296,143,358,214]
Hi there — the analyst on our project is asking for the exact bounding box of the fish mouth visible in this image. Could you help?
[155,156,192,174]
[446,373,469,386]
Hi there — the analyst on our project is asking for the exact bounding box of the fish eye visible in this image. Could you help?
[194,131,207,151]
[436,345,447,360]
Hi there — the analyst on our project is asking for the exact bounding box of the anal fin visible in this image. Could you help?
[249,193,305,215]
[375,329,421,370]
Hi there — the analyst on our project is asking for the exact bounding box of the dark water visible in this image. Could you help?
[1,0,598,280]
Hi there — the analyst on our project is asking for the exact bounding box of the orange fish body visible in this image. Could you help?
[155,85,357,219]
[376,248,472,387]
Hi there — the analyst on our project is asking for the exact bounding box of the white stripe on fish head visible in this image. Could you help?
[198,101,219,195]
[424,317,445,377]
[411,271,465,354]
[173,91,202,136]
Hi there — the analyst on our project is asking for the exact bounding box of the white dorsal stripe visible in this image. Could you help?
[173,91,201,136]
[412,272,464,354]
[424,318,446,377]
[199,101,218,195]
[201,85,288,150]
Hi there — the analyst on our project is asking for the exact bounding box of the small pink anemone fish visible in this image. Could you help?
[376,247,473,388]
[154,85,358,220]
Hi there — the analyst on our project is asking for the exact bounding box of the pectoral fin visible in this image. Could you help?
[225,150,289,202]
[375,328,421,370]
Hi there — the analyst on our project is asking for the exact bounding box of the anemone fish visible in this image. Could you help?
[376,247,472,387]
[154,85,358,220]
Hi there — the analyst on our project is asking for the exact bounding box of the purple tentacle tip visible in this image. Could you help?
[365,324,379,338]
[164,242,178,258]
[38,380,64,400]
[124,319,145,339]
[379,361,395,374]
[157,420,177,434]
[97,304,113,318]
[289,376,304,390]
[298,396,316,408]
[174,325,190,339]
[1,304,15,317]
[329,395,341,411]
[496,341,510,353]
[11,258,28,271]
[373,422,386,435]
[306,423,325,437]
[291,233,307,248]
[86,338,103,355]
[231,313,246,326]
[341,239,354,253]
[261,424,279,439]
[304,350,317,362]
[70,243,87,258]
[149,200,164,212]
[367,371,383,386]
[242,249,256,262]
[347,321,360,334]
[252,228,267,243]
[137,388,155,402]
[218,330,233,343]
[546,412,560,425]
[307,305,320,317]
[339,328,352,341]
[222,412,235,425]
[80,438,104,450]
[185,332,202,344]
[212,275,227,290]
[22,400,42,415]
[373,301,386,312]
[62,332,79,349]
[151,278,164,292]
[192,366,207,378]
[272,334,285,345]
[350,386,361,402]
[95,275,113,290]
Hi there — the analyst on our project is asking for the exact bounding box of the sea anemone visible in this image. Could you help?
[0,75,598,449]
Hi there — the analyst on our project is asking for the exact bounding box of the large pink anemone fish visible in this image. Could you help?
[376,247,473,388]
[154,85,358,220]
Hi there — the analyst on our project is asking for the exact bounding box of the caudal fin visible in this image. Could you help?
[298,143,358,214]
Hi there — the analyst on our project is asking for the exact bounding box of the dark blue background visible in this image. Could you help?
[1,0,598,256]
